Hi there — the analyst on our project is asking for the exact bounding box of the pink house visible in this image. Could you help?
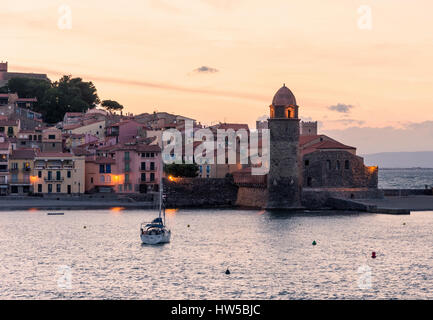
[85,141,161,194]
[105,119,144,144]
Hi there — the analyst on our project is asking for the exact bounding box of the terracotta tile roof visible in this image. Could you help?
[65,112,83,117]
[314,140,356,150]
[0,119,19,126]
[299,135,322,146]
[86,156,116,164]
[211,123,249,131]
[16,98,37,102]
[10,149,36,159]
[35,152,74,158]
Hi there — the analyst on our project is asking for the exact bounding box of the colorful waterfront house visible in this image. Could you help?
[0,140,11,195]
[8,149,35,195]
[84,155,117,193]
[105,119,144,144]
[33,152,85,195]
[95,141,161,194]
[41,127,63,152]
[116,142,161,194]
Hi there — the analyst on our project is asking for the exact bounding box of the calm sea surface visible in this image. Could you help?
[1,208,433,300]
[1,169,432,300]
[379,168,433,189]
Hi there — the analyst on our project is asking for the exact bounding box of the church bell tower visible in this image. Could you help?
[266,84,302,210]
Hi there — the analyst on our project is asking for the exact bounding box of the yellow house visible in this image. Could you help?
[8,149,35,195]
[0,118,20,138]
[33,152,85,195]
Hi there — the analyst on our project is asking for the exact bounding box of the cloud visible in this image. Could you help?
[328,103,354,113]
[193,66,219,74]
[12,64,268,102]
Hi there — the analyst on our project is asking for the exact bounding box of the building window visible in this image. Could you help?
[67,171,71,178]
[124,152,130,160]
[90,177,94,183]
[107,175,111,183]
[118,185,122,192]
[7,127,13,135]
[56,171,61,180]
[38,184,42,193]
[304,160,309,167]
[48,135,55,140]
[206,165,210,173]
[100,175,105,183]
[106,164,111,173]
[307,177,312,187]
[48,184,52,193]
[150,162,155,171]
[48,171,52,181]
[56,184,61,193]
[336,161,340,170]
[141,173,146,182]
[125,174,129,183]
[326,160,331,170]
[150,173,155,182]
[99,164,105,173]
[345,160,350,170]
[38,171,42,178]
[141,162,146,171]
[125,163,130,172]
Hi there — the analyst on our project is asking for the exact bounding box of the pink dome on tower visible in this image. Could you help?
[272,84,297,106]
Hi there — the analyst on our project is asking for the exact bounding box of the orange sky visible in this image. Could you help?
[2,0,433,153]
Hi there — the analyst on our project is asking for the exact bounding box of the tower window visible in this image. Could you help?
[326,160,331,170]
[345,160,350,170]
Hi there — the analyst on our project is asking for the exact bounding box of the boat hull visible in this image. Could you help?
[140,231,171,245]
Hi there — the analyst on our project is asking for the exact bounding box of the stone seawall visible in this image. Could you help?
[236,187,267,208]
[163,178,238,208]
[302,187,384,210]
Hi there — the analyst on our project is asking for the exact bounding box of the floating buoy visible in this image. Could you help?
[403,222,406,225]
[83,226,87,229]
[225,269,231,275]
[312,240,317,246]
[371,251,376,259]
[187,224,190,228]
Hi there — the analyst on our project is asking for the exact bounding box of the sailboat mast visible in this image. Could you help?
[159,152,163,218]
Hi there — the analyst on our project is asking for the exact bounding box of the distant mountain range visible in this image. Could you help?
[362,151,433,168]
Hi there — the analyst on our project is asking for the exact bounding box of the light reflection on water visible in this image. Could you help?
[0,209,432,299]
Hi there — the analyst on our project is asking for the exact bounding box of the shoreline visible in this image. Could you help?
[1,195,433,212]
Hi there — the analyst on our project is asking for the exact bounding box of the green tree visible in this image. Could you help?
[101,99,124,113]
[164,164,199,178]
[2,75,100,124]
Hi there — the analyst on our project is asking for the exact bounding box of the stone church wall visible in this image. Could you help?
[302,150,378,188]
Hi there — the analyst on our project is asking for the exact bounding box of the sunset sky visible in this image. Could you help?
[2,0,433,154]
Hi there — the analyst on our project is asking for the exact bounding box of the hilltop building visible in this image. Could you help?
[0,62,49,87]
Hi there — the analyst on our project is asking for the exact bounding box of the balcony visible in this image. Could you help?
[9,179,31,185]
[44,177,64,182]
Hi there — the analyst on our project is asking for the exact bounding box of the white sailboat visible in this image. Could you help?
[140,158,171,245]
